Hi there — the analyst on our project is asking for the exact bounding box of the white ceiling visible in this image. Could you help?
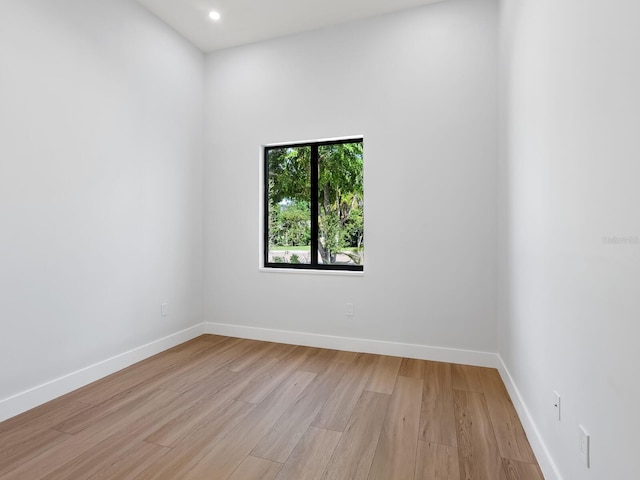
[136,0,445,52]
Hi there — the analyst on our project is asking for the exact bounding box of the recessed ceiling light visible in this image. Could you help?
[209,11,221,21]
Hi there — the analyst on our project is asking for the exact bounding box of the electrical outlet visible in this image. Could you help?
[579,425,590,468]
[346,303,354,317]
[553,391,561,422]
[161,303,168,317]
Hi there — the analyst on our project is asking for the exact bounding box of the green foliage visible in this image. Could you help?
[267,146,310,204]
[268,199,311,247]
[267,142,364,265]
[317,143,364,264]
[318,143,364,204]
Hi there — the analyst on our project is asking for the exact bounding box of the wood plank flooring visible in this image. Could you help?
[0,335,545,480]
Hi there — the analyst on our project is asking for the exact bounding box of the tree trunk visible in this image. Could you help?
[317,240,329,264]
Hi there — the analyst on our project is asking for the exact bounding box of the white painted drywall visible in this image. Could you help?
[0,0,204,405]
[499,0,640,478]
[203,0,499,354]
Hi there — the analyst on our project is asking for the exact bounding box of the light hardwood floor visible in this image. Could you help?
[0,335,545,480]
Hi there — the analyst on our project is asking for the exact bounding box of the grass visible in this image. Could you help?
[270,245,362,252]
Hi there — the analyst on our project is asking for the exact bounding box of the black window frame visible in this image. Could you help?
[263,137,364,272]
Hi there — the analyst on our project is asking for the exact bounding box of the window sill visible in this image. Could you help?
[259,267,364,277]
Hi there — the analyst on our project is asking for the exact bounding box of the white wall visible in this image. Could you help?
[203,0,499,355]
[499,0,640,478]
[0,0,204,416]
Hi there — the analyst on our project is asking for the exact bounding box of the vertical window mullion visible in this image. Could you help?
[310,146,319,267]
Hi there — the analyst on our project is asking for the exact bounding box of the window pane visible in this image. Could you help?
[266,146,312,264]
[317,142,364,266]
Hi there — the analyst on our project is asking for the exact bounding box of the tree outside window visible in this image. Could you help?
[264,139,364,271]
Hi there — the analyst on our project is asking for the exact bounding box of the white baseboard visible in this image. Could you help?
[496,355,563,480]
[204,322,499,368]
[0,324,205,423]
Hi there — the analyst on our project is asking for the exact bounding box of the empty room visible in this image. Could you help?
[0,0,637,479]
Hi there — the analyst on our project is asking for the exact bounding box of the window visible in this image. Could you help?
[264,138,364,271]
